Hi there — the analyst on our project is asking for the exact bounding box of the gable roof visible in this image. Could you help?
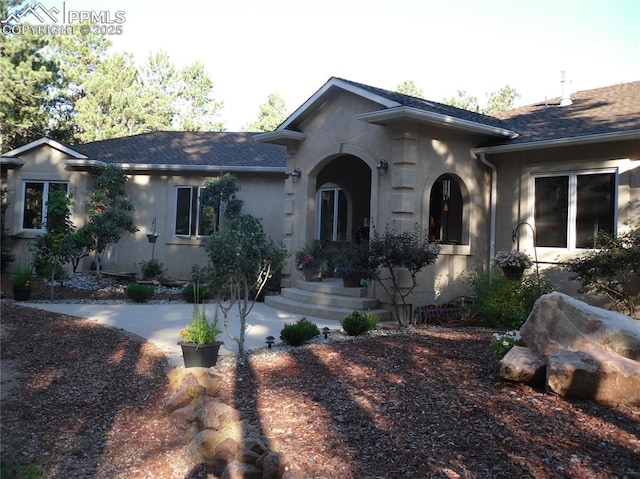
[258,77,519,145]
[477,81,640,152]
[72,131,288,172]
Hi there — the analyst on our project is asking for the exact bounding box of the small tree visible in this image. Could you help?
[207,213,286,355]
[71,165,137,273]
[369,224,440,325]
[30,190,76,300]
[567,232,640,319]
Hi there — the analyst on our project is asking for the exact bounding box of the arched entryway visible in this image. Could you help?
[315,154,371,243]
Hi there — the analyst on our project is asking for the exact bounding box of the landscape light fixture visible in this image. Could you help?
[322,327,330,339]
[376,160,388,176]
[266,335,275,349]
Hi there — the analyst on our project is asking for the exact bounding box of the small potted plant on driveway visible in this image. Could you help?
[178,286,223,367]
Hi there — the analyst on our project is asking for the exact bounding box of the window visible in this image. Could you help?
[174,186,216,237]
[429,175,464,244]
[534,171,616,249]
[317,186,348,241]
[22,181,69,230]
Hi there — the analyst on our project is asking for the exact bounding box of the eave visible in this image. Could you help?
[112,164,287,174]
[356,107,519,139]
[253,130,307,147]
[473,129,640,155]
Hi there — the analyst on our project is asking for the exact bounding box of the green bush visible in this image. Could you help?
[137,258,166,280]
[341,310,378,336]
[182,283,212,303]
[126,283,155,303]
[280,317,320,346]
[470,268,552,330]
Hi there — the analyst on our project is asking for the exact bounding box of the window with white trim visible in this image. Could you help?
[174,186,217,237]
[22,181,69,230]
[533,170,616,249]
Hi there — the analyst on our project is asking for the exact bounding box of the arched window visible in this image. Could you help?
[429,174,465,244]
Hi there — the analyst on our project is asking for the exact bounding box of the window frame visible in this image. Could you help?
[530,168,618,252]
[316,185,349,242]
[173,185,217,239]
[428,174,468,246]
[21,180,69,232]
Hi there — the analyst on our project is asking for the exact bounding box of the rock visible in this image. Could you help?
[165,374,204,412]
[221,460,262,479]
[261,451,292,479]
[546,348,640,405]
[214,437,239,463]
[170,403,198,423]
[168,366,222,397]
[498,346,546,385]
[188,420,248,462]
[199,399,243,430]
[520,292,640,360]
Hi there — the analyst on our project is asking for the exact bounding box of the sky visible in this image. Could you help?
[26,0,640,130]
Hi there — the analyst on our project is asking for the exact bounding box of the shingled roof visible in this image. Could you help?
[335,77,515,133]
[487,80,640,147]
[74,131,288,171]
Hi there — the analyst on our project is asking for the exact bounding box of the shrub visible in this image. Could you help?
[470,268,552,330]
[126,283,155,303]
[280,317,320,346]
[567,232,640,319]
[180,306,221,345]
[491,331,522,357]
[182,283,212,303]
[341,310,378,336]
[138,258,166,280]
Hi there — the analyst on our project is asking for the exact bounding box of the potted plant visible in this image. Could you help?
[295,241,327,282]
[12,266,33,301]
[334,242,375,287]
[178,286,223,367]
[495,249,533,281]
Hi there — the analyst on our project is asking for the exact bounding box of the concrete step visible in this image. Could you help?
[294,278,368,297]
[264,294,392,322]
[281,287,380,310]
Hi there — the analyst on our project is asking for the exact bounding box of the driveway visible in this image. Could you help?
[20,301,341,366]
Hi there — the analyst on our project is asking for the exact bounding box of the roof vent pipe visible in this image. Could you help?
[559,71,573,107]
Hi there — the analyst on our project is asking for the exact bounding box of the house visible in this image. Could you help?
[255,77,640,308]
[1,131,288,278]
[2,78,639,312]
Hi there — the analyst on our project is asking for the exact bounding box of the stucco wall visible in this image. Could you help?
[488,138,640,302]
[282,90,494,305]
[2,145,286,280]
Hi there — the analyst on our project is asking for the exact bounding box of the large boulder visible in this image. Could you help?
[498,346,546,385]
[520,292,640,360]
[547,348,640,405]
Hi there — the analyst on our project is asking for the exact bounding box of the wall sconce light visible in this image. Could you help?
[289,168,301,183]
[376,160,388,176]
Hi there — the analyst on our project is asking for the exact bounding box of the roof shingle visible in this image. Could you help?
[74,131,288,169]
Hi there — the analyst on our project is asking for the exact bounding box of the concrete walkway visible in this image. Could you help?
[20,301,342,367]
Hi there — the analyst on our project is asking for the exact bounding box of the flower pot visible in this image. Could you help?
[178,341,223,368]
[13,287,32,301]
[342,277,361,288]
[501,266,525,281]
[302,269,322,282]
